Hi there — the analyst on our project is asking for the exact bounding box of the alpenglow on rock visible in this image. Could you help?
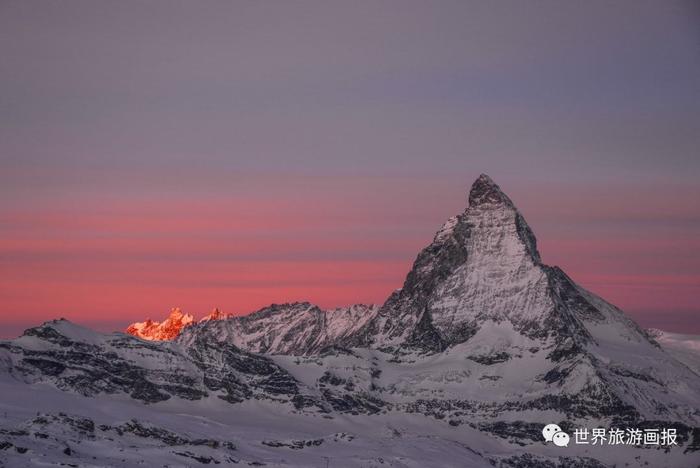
[126,307,194,341]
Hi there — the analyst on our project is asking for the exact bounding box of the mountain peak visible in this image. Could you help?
[468,173,515,208]
[366,173,544,348]
[468,174,541,262]
[201,308,232,322]
[167,307,191,321]
[126,307,194,341]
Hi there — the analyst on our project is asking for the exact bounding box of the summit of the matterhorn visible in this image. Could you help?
[126,307,194,341]
[468,173,515,207]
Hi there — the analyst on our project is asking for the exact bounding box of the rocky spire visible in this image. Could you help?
[363,174,545,350]
[126,308,194,341]
[201,308,231,322]
[468,174,541,263]
[468,173,517,208]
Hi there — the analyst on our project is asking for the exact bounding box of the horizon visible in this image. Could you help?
[1,1,699,338]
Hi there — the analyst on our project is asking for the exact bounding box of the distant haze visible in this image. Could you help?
[1,1,698,337]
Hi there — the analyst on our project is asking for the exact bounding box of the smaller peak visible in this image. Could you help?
[200,308,231,322]
[38,318,69,328]
[23,319,99,343]
[291,301,320,312]
[468,174,514,208]
[167,307,194,324]
[125,308,195,341]
[43,318,70,325]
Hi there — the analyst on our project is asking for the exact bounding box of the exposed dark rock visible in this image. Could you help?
[21,357,66,376]
[476,421,544,444]
[467,352,511,365]
[403,307,447,353]
[261,438,324,449]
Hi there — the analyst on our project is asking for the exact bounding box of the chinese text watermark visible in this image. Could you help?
[543,424,678,448]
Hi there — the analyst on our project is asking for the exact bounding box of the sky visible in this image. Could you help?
[1,1,699,337]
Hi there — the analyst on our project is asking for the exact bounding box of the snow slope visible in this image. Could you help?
[648,328,700,375]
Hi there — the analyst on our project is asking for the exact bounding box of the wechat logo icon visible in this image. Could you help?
[543,423,569,447]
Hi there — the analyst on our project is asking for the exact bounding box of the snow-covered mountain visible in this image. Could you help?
[1,174,698,467]
[126,303,379,355]
[126,307,239,341]
[175,175,700,425]
[179,302,379,355]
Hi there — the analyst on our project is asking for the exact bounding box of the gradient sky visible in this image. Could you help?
[1,1,699,338]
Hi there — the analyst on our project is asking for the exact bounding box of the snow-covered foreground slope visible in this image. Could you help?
[2,372,697,468]
[2,174,699,467]
[0,374,492,468]
[1,314,698,466]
